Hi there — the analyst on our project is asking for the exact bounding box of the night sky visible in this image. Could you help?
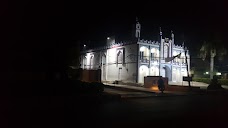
[74,1,227,48]
[2,0,228,72]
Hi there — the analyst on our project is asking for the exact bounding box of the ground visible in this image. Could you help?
[4,84,228,128]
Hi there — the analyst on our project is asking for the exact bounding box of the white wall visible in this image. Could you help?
[122,44,138,82]
[106,44,138,83]
[80,39,191,84]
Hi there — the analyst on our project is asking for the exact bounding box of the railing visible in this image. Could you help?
[140,58,149,63]
[172,62,187,66]
[150,59,159,64]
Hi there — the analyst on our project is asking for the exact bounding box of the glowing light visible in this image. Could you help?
[216,72,221,75]
[108,48,117,62]
[140,46,145,51]
[84,44,86,47]
[108,48,117,55]
[107,37,110,40]
[150,86,159,91]
[173,51,177,56]
[139,65,149,72]
[205,72,209,74]
[151,48,155,53]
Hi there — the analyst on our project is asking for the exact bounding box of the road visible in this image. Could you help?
[104,87,156,98]
[6,87,228,128]
[73,88,228,128]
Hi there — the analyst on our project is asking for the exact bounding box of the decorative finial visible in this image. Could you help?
[171,30,174,38]
[160,27,162,36]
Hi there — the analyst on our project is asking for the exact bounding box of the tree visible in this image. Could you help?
[199,40,227,79]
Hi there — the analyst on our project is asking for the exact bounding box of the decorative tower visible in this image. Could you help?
[159,27,163,76]
[135,17,141,41]
[160,27,163,59]
[171,30,174,58]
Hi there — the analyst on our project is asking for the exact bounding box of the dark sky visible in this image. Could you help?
[5,0,227,47]
[73,0,227,51]
[2,0,228,71]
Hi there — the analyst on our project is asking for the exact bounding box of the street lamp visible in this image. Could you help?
[83,44,86,51]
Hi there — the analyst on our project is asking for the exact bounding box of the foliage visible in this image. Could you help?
[193,78,228,85]
[218,79,228,86]
[193,78,211,84]
[207,76,224,90]
[199,40,227,62]
[198,39,227,79]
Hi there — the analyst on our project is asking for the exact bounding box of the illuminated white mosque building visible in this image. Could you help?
[79,19,190,84]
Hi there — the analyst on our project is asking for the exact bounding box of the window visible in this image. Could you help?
[140,51,144,60]
[117,51,123,64]
[164,44,169,59]
[90,55,94,69]
[117,48,125,64]
[151,53,154,61]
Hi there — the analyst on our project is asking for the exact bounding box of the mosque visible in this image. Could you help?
[79,19,190,84]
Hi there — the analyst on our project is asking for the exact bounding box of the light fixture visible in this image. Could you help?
[216,72,221,75]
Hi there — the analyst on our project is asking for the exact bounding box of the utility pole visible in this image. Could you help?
[159,27,163,76]
[184,47,191,90]
[210,49,216,79]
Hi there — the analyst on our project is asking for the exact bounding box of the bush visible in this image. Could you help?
[218,79,228,86]
[193,78,211,84]
[207,76,224,90]
[193,78,228,85]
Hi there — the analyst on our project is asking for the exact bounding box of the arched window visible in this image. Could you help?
[90,55,94,69]
[117,50,123,64]
[117,48,125,64]
[164,44,169,58]
[151,48,155,61]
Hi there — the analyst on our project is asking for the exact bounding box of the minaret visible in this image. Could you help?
[171,30,174,58]
[135,17,141,41]
[159,27,163,76]
[160,27,163,59]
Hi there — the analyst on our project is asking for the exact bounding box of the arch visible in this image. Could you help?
[90,54,94,69]
[139,46,149,62]
[164,44,169,58]
[101,53,106,81]
[151,48,159,62]
[161,67,166,78]
[172,68,177,82]
[176,68,181,82]
[151,48,156,53]
[140,46,147,51]
[165,65,172,81]
[117,48,124,64]
[138,65,149,83]
[82,55,87,69]
[150,66,159,76]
